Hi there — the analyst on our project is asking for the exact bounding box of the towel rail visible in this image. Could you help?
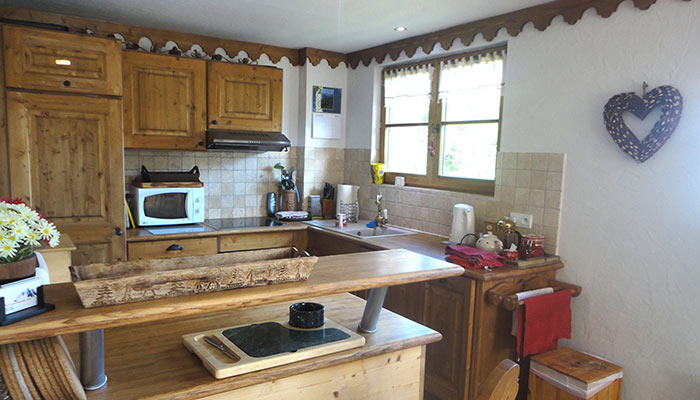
[485,277,581,311]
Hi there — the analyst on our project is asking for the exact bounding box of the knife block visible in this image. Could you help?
[321,199,335,219]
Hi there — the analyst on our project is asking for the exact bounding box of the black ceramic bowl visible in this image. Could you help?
[289,302,325,329]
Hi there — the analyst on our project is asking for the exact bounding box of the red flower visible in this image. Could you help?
[0,197,27,205]
[0,197,47,220]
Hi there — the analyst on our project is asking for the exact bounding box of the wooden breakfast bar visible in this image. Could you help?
[0,249,464,399]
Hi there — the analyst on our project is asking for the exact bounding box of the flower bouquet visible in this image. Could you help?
[0,198,60,281]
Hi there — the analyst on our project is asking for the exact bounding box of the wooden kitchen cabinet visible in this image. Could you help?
[423,276,475,400]
[128,237,218,260]
[122,51,207,150]
[218,230,306,253]
[207,61,282,132]
[3,25,122,96]
[6,91,126,264]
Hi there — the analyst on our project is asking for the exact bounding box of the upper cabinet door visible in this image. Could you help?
[3,25,122,96]
[6,91,126,263]
[123,51,207,150]
[207,62,283,132]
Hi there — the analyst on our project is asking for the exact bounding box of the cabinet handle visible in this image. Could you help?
[63,80,71,87]
[439,278,448,284]
[211,120,218,125]
[197,141,204,147]
[166,244,183,251]
[115,227,123,236]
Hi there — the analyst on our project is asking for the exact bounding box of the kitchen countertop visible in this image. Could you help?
[127,220,307,242]
[65,293,441,400]
[128,218,563,280]
[304,220,563,281]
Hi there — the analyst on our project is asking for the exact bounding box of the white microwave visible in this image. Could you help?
[130,186,205,226]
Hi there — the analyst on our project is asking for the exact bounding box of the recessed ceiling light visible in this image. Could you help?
[394,26,407,32]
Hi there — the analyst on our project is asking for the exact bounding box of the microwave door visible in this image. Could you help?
[142,192,190,225]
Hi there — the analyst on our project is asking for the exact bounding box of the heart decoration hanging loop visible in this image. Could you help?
[603,85,682,163]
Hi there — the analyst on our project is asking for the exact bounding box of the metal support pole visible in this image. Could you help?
[358,287,388,333]
[79,329,107,390]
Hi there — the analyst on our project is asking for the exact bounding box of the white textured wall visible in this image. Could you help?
[299,59,348,148]
[346,1,700,398]
[503,3,700,398]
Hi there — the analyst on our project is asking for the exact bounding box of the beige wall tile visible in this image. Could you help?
[531,171,546,190]
[517,153,532,170]
[515,170,531,188]
[503,152,517,169]
[547,153,564,172]
[529,189,545,207]
[532,153,548,171]
[545,190,562,209]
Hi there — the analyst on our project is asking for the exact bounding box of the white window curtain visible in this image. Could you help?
[439,49,504,99]
[438,49,505,122]
[383,63,433,125]
[383,63,432,99]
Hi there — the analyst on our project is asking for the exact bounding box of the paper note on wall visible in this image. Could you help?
[312,113,341,139]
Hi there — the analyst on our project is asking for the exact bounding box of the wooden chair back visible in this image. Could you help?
[475,359,520,400]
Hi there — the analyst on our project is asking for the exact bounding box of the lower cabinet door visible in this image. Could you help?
[382,282,425,323]
[423,277,474,400]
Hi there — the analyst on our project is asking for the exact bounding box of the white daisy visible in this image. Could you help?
[10,221,30,240]
[25,231,41,247]
[38,220,57,240]
[0,240,16,259]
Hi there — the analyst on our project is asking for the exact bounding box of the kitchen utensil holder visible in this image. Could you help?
[339,201,359,223]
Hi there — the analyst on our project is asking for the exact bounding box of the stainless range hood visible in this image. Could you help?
[206,130,291,152]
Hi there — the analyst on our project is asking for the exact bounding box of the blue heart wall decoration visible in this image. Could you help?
[603,85,682,163]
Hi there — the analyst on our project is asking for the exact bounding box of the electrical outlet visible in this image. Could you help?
[510,212,533,229]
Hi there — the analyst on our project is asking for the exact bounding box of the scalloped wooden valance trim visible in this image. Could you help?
[0,6,315,67]
[298,48,348,69]
[347,0,692,68]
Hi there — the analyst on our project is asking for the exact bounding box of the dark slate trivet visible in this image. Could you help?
[222,322,351,358]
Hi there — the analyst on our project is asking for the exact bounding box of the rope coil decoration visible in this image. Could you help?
[603,85,683,163]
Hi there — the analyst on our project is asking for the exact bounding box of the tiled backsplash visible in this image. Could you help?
[298,147,345,208]
[125,147,565,254]
[124,148,300,218]
[344,149,565,255]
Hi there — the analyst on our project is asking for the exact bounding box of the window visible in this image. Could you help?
[381,46,505,195]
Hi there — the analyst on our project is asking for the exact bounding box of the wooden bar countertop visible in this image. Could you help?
[0,249,463,344]
[64,293,440,400]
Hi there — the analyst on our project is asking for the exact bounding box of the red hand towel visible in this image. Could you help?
[445,245,505,269]
[516,290,572,358]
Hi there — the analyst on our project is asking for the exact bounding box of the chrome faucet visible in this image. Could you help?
[374,192,388,228]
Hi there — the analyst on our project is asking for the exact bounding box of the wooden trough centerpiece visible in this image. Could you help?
[70,248,318,308]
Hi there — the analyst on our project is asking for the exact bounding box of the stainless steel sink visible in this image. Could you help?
[304,220,416,239]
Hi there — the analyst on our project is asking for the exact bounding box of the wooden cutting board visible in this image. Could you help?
[183,318,365,379]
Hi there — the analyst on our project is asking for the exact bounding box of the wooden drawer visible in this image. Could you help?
[218,231,294,252]
[3,25,122,96]
[128,237,217,260]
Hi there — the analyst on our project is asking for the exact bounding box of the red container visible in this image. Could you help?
[520,234,545,259]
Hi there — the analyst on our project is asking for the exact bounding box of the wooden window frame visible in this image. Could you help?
[380,45,505,196]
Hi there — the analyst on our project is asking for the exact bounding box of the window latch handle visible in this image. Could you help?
[428,140,436,157]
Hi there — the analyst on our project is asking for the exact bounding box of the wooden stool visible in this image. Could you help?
[528,347,622,400]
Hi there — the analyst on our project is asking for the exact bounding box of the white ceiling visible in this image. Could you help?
[1,0,553,53]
